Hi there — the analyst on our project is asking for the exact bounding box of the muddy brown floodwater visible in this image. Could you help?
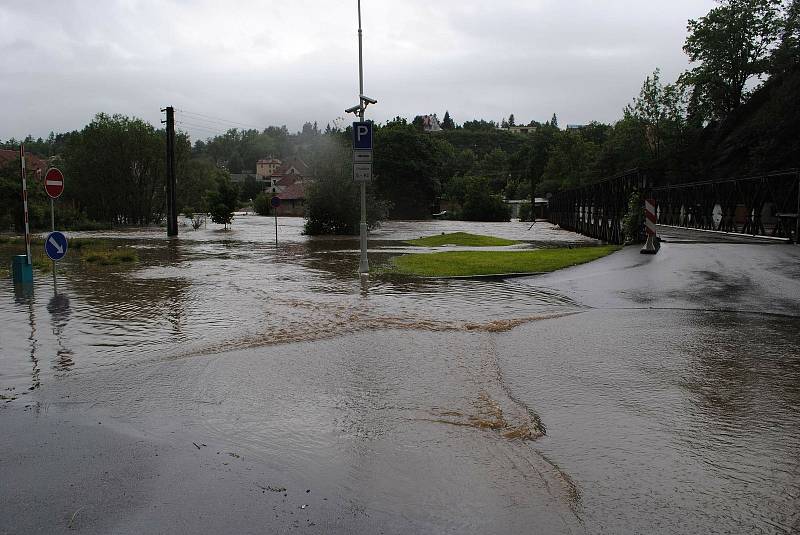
[0,216,798,534]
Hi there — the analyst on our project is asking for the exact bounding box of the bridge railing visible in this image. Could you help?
[651,169,799,242]
[548,169,799,244]
[547,170,649,244]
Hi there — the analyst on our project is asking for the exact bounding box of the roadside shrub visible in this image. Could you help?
[622,189,645,244]
[304,139,390,235]
[253,192,271,216]
[461,176,510,222]
[518,202,532,221]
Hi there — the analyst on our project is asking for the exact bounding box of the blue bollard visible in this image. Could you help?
[11,255,33,284]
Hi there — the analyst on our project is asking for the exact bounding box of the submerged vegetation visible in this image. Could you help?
[72,239,138,266]
[1,237,139,272]
[405,232,519,247]
[382,245,619,277]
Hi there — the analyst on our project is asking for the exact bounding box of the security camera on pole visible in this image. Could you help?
[345,0,377,276]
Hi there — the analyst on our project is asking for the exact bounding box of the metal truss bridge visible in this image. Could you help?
[548,169,799,245]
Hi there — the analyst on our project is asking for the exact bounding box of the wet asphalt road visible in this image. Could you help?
[1,219,798,534]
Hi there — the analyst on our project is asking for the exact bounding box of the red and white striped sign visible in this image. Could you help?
[44,167,65,199]
[645,198,657,236]
[20,145,31,265]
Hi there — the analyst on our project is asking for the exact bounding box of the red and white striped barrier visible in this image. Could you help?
[20,144,32,265]
[645,199,657,236]
[640,197,660,254]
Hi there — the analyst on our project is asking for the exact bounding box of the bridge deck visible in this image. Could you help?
[656,225,792,244]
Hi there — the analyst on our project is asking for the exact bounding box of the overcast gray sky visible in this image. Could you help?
[1,0,715,142]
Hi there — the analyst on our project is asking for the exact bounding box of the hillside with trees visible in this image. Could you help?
[1,0,795,234]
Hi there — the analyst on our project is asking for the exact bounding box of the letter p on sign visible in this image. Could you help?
[352,122,373,150]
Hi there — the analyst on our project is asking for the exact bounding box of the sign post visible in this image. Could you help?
[12,144,34,284]
[44,167,66,292]
[271,194,281,246]
[21,146,31,266]
[352,120,373,274]
[45,230,69,293]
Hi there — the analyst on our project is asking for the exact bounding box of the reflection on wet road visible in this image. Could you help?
[1,217,798,533]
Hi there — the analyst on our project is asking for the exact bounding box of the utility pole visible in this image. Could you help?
[162,106,178,237]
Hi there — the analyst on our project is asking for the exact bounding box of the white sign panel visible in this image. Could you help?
[353,150,373,163]
[353,163,372,182]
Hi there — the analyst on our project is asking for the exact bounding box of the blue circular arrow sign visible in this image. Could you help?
[44,231,68,261]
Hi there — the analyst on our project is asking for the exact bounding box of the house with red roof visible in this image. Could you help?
[255,156,312,216]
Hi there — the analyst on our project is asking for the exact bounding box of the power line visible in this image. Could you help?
[175,121,229,137]
[177,109,264,130]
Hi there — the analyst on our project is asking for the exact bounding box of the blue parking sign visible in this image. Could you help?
[45,231,68,261]
[352,122,373,150]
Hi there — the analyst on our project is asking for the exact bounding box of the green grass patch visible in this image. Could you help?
[405,232,519,247]
[82,248,138,265]
[64,238,139,265]
[383,245,620,277]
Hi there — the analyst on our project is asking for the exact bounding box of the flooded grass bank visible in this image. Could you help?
[382,245,620,277]
[404,232,520,247]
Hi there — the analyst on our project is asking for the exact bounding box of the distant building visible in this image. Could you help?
[256,157,282,178]
[253,156,312,216]
[504,198,549,219]
[497,126,537,134]
[566,124,586,131]
[422,114,441,132]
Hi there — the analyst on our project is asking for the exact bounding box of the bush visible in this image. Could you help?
[518,202,532,221]
[304,139,390,235]
[622,189,644,244]
[253,192,271,216]
[206,176,239,228]
[304,178,389,235]
[461,176,510,222]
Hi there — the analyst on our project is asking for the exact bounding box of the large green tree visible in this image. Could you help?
[205,174,239,229]
[63,113,188,225]
[304,135,388,235]
[771,0,800,71]
[681,0,785,120]
[373,119,453,219]
[627,69,688,160]
[461,176,510,222]
[178,156,227,214]
[540,131,599,189]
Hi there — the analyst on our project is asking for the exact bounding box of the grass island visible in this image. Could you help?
[384,242,619,278]
[405,232,520,247]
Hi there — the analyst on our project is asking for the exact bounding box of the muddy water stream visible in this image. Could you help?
[1,217,797,533]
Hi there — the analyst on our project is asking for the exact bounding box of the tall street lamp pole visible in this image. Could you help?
[357,0,368,275]
[346,0,376,275]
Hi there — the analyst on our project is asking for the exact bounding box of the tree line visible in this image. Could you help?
[1,0,796,233]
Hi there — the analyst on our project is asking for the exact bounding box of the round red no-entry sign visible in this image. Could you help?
[44,168,65,199]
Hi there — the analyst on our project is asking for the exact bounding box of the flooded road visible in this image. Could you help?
[1,217,798,534]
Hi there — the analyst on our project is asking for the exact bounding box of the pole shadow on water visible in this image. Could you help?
[48,293,74,372]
